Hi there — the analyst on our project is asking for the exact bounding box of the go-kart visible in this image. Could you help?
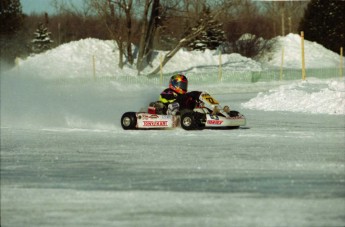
[121,91,246,130]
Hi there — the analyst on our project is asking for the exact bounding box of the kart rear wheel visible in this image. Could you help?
[181,112,201,130]
[121,112,137,130]
[229,110,240,117]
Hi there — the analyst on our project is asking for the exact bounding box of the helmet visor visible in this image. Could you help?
[172,80,188,93]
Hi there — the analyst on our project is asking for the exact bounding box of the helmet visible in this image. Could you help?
[169,74,188,94]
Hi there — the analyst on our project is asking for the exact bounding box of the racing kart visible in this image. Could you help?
[121,91,246,130]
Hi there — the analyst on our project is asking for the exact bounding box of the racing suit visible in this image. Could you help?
[159,88,201,114]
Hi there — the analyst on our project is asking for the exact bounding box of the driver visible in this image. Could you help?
[159,74,200,115]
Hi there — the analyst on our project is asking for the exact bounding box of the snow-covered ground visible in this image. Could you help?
[1,34,344,226]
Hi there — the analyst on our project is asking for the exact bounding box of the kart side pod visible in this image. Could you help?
[121,112,178,130]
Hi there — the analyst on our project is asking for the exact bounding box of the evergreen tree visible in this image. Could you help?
[188,7,226,51]
[299,0,345,53]
[0,0,24,35]
[31,23,53,53]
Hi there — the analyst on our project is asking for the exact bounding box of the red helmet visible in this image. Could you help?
[169,74,188,94]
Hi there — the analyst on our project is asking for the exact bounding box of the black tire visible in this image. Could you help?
[229,110,240,117]
[121,112,137,130]
[180,112,204,130]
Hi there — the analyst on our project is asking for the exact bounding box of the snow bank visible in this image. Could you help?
[15,38,132,78]
[13,38,261,79]
[242,78,345,115]
[11,34,344,79]
[260,33,344,69]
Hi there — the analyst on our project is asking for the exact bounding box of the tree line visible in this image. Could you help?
[1,0,343,75]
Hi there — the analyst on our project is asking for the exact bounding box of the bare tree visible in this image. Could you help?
[137,0,179,74]
[146,0,246,75]
[52,0,94,18]
[92,0,162,72]
[90,0,129,69]
[118,0,134,65]
[148,6,223,75]
[136,0,152,72]
[261,1,309,36]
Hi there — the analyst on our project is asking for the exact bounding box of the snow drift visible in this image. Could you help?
[14,38,261,79]
[260,33,343,69]
[242,79,345,115]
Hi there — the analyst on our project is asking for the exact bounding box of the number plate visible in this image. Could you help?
[201,93,219,105]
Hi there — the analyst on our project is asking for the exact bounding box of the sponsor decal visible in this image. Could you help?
[140,114,159,119]
[207,120,223,125]
[143,121,168,126]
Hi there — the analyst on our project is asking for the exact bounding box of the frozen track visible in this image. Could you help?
[1,93,345,226]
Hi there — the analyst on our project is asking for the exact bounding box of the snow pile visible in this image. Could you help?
[16,38,126,78]
[260,33,344,69]
[242,79,345,115]
[14,38,261,79]
[12,34,344,79]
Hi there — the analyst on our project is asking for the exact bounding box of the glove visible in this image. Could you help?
[167,102,180,115]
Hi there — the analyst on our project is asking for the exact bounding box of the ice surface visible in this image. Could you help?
[1,82,344,226]
[1,107,344,226]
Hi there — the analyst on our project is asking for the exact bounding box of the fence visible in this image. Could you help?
[54,67,343,87]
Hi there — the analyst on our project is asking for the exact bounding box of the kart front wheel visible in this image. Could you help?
[181,112,201,130]
[121,112,137,130]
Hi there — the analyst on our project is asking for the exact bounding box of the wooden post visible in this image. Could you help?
[280,46,285,80]
[92,55,96,80]
[301,31,306,80]
[15,57,20,73]
[218,50,222,82]
[340,47,343,78]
